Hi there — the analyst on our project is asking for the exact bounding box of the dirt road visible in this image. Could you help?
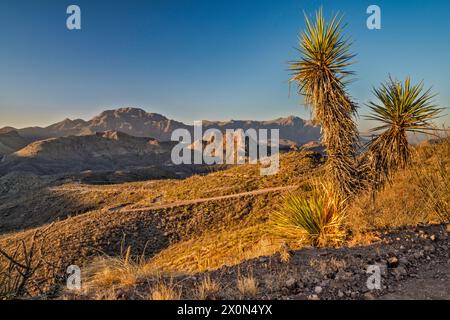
[114,185,298,212]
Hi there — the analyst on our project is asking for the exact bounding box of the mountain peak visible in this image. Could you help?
[94,107,168,122]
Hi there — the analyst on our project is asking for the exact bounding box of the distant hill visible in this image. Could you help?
[3,107,321,146]
[203,115,320,146]
[0,130,30,156]
[0,131,175,176]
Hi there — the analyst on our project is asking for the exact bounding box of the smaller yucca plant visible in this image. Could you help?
[366,76,442,189]
[271,182,347,247]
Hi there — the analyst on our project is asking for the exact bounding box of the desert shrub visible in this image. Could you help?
[0,230,46,300]
[270,182,347,247]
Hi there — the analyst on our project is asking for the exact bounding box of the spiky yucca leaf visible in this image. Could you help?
[270,182,347,247]
[366,76,442,189]
[289,9,360,197]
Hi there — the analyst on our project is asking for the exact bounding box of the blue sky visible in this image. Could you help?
[0,0,449,130]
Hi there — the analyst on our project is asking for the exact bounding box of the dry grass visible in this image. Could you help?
[149,279,181,300]
[195,275,220,300]
[278,243,291,263]
[143,225,286,274]
[310,257,347,275]
[80,246,148,295]
[348,139,450,234]
[415,158,449,222]
[237,274,258,298]
[75,225,286,299]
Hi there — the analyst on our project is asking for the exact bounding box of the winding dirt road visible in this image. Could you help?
[112,185,298,213]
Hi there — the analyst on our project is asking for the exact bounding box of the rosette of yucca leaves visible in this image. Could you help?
[270,181,347,247]
[366,76,442,189]
[289,8,360,197]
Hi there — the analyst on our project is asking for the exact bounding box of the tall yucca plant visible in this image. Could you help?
[366,76,442,189]
[289,9,360,197]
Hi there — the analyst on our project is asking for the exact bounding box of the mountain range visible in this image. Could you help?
[1,107,321,151]
[0,107,321,176]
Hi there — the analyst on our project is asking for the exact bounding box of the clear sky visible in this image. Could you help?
[0,0,449,130]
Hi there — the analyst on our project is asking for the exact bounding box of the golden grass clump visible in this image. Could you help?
[150,279,181,300]
[236,274,258,298]
[81,246,148,294]
[196,275,220,300]
[270,181,347,247]
[278,243,291,263]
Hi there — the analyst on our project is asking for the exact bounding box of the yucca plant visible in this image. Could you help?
[290,8,360,198]
[270,182,347,247]
[365,76,442,189]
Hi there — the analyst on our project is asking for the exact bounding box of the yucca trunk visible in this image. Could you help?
[366,127,409,189]
[318,92,360,198]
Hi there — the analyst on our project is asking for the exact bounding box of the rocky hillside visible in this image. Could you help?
[0,129,30,156]
[203,116,320,146]
[0,131,175,176]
